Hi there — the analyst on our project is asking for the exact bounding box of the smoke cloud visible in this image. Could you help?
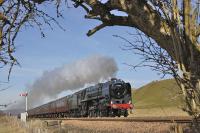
[23,55,118,108]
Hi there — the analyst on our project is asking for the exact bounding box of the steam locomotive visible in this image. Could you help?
[28,78,133,118]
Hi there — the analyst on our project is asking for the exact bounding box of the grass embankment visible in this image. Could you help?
[131,79,188,117]
[0,116,58,133]
[0,116,26,133]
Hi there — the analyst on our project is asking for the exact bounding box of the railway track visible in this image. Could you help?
[39,116,200,124]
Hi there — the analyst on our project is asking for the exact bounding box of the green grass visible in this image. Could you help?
[132,79,184,109]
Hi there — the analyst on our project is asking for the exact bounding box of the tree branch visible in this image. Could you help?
[87,23,107,36]
[80,0,180,61]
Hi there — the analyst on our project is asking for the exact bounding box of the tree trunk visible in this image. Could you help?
[178,65,200,132]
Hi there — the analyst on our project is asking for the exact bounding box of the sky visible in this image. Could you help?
[0,2,171,109]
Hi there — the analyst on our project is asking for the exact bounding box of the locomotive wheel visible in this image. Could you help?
[93,111,97,117]
[116,110,121,117]
[109,110,115,117]
[89,111,92,117]
[94,112,97,117]
[117,114,121,117]
[124,110,128,117]
[98,111,103,117]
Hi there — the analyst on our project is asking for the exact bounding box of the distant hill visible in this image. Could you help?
[132,79,184,109]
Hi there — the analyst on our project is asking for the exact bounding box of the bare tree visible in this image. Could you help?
[113,30,178,78]
[0,0,65,80]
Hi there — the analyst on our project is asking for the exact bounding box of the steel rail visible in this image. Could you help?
[36,116,200,124]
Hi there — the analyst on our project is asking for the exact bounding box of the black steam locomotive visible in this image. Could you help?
[28,78,133,118]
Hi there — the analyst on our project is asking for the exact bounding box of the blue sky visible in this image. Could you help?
[0,3,171,108]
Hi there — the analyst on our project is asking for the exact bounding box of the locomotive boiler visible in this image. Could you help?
[28,78,133,118]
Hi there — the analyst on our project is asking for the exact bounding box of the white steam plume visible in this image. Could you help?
[24,55,118,108]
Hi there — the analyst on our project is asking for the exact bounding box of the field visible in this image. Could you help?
[0,116,191,133]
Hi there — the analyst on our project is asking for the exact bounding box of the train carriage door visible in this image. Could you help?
[66,96,70,115]
[80,90,87,116]
[77,92,81,107]
[81,90,86,101]
[72,94,78,110]
[65,96,68,113]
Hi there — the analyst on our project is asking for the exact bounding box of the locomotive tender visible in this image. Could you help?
[28,78,133,118]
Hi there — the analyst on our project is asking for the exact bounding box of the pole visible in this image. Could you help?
[25,94,27,113]
[25,92,28,120]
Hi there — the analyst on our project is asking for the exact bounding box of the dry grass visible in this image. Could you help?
[62,120,178,133]
[0,116,26,133]
[0,116,59,133]
[61,120,196,133]
[129,107,189,117]
[0,115,194,133]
